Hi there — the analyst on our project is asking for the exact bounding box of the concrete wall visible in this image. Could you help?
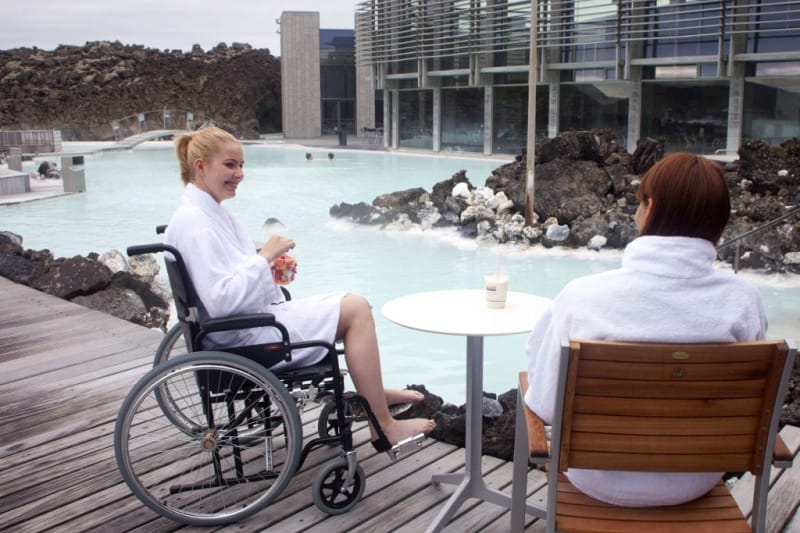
[280,12,322,138]
[355,12,376,137]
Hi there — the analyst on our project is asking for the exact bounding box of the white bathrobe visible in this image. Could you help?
[165,184,343,370]
[525,235,767,507]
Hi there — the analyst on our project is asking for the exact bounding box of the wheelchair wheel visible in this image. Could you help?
[152,323,201,431]
[153,322,185,366]
[317,400,352,444]
[312,456,366,515]
[115,351,303,526]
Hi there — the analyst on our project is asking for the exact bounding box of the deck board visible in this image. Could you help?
[1,275,798,532]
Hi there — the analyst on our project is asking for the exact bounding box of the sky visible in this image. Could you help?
[1,1,360,56]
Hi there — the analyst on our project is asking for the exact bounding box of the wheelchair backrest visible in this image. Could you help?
[127,242,204,352]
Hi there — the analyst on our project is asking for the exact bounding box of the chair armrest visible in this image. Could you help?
[199,314,291,346]
[202,313,278,332]
[518,371,550,460]
[773,434,794,468]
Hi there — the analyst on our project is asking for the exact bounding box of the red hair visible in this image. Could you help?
[636,153,730,244]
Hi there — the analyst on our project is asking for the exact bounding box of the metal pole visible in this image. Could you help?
[525,0,538,226]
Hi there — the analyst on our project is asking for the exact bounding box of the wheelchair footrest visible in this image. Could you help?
[383,433,427,461]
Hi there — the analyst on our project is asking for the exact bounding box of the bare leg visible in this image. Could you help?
[336,294,435,444]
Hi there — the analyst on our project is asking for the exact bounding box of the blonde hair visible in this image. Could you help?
[174,126,239,185]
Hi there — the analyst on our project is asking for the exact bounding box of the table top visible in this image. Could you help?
[381,289,552,337]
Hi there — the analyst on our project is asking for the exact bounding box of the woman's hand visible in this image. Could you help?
[259,235,295,263]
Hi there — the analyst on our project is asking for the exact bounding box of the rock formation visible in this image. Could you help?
[331,132,800,273]
[0,231,169,330]
[0,41,281,140]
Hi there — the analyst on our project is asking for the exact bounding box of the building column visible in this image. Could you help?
[627,80,642,154]
[383,89,391,148]
[433,88,441,152]
[279,12,321,138]
[548,83,560,138]
[483,86,493,155]
[726,0,748,154]
[391,90,400,149]
[727,75,744,154]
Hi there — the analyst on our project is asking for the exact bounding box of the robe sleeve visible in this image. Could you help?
[524,301,563,424]
[182,225,276,319]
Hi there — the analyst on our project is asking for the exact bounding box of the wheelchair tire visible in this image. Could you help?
[317,400,353,445]
[153,322,185,367]
[115,351,303,526]
[312,456,366,515]
[151,323,198,431]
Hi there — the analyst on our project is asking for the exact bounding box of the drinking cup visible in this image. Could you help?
[484,273,508,308]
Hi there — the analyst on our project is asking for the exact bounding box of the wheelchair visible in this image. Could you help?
[114,240,424,526]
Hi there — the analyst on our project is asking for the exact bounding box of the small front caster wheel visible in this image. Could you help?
[312,456,366,514]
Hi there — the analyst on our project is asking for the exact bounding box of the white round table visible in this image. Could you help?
[382,289,552,532]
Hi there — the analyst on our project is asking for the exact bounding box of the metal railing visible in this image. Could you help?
[355,0,800,65]
[718,205,800,272]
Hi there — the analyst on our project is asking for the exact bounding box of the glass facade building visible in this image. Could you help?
[320,29,357,134]
[354,0,800,155]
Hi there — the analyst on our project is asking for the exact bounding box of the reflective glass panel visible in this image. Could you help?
[441,88,484,153]
[559,83,629,145]
[399,90,434,149]
[640,81,729,154]
[743,79,800,146]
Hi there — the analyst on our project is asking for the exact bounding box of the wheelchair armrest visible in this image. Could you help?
[518,371,550,461]
[196,313,292,359]
[201,313,287,335]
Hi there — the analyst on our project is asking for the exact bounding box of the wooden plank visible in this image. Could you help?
[385,455,507,532]
[574,396,763,417]
[1,277,797,533]
[731,425,800,533]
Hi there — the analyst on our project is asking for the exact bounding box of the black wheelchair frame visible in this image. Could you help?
[114,240,393,525]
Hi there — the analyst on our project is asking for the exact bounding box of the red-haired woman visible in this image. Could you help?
[525,152,766,506]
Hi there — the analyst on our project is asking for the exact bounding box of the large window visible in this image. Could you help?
[641,0,723,59]
[320,30,356,134]
[399,90,433,149]
[640,81,729,154]
[493,85,549,156]
[441,88,484,153]
[743,79,800,145]
[560,83,629,145]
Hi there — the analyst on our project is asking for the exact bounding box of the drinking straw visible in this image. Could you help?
[496,254,501,278]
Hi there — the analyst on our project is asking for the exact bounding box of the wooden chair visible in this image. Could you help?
[511,339,796,532]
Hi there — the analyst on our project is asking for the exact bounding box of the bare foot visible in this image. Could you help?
[384,388,424,406]
[380,417,436,445]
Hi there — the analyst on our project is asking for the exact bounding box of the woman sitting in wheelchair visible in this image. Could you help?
[525,152,767,507]
[165,126,435,451]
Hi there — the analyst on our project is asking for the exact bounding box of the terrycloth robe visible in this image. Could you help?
[165,184,343,370]
[525,235,767,507]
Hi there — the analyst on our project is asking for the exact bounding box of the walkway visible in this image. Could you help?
[105,129,186,151]
[1,276,799,532]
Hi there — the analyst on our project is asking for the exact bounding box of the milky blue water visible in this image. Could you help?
[4,142,799,403]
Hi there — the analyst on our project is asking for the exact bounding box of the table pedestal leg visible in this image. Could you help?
[426,336,515,533]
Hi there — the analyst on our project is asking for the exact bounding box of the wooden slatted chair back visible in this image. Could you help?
[556,340,792,476]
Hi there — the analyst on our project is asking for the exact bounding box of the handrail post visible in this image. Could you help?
[734,241,741,273]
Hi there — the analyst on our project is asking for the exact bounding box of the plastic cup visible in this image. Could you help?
[273,254,297,285]
[484,274,508,308]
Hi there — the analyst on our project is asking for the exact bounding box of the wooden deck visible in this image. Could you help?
[1,275,799,532]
